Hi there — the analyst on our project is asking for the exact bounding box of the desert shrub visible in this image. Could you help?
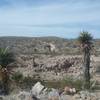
[11,71,23,83]
[60,77,83,91]
[11,72,43,90]
[19,75,43,90]
[20,76,34,89]
[62,77,100,91]
[43,81,61,89]
[43,77,83,91]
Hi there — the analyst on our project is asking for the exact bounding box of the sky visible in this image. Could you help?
[0,0,100,38]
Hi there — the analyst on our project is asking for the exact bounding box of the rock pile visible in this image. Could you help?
[0,82,99,100]
[12,55,85,80]
[34,56,83,73]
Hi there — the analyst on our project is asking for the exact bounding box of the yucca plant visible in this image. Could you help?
[78,31,93,89]
[0,47,15,95]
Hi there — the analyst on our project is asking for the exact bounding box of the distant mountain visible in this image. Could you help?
[0,36,100,55]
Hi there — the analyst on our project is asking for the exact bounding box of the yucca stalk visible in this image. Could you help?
[78,31,93,89]
[0,47,15,95]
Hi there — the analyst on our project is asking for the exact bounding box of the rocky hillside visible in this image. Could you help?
[0,36,100,55]
[0,36,99,80]
[0,37,100,99]
[0,36,69,54]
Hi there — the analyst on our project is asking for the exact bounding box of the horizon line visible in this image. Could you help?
[0,35,99,39]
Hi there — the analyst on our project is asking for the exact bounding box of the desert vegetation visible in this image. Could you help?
[0,48,15,95]
[78,31,93,89]
[0,32,100,100]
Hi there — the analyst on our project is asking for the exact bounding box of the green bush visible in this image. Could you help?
[43,77,83,91]
[11,73,43,90]
[60,77,83,91]
[21,76,34,89]
[11,71,23,83]
[19,75,43,90]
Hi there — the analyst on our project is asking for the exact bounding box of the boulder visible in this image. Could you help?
[63,86,76,95]
[31,82,45,96]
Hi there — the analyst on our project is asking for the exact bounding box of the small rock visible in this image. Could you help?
[17,91,31,100]
[48,89,60,100]
[73,94,80,100]
[60,95,72,100]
